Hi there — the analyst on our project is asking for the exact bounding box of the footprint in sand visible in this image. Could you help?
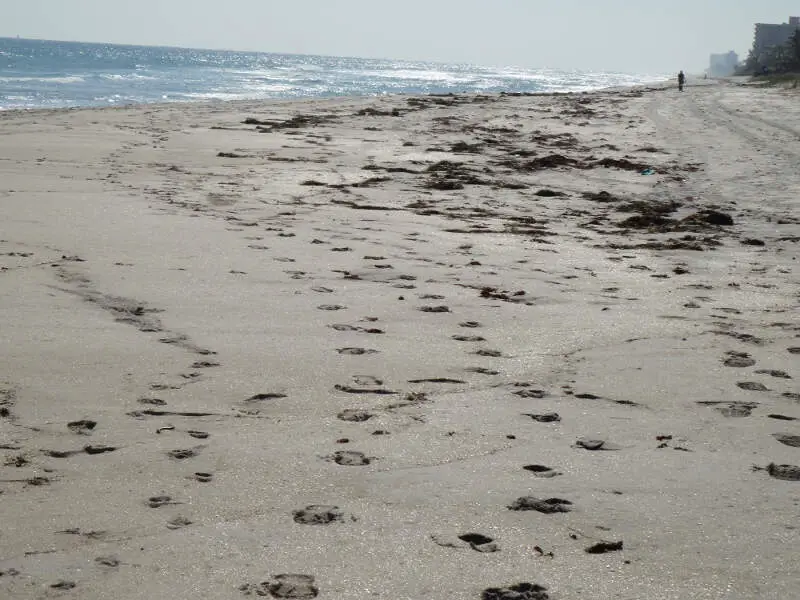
[351,375,383,386]
[318,304,346,311]
[247,393,288,402]
[191,360,220,369]
[194,472,213,483]
[55,528,108,539]
[524,413,561,423]
[475,349,504,357]
[508,497,572,513]
[147,495,178,508]
[329,323,385,334]
[166,515,192,530]
[585,541,624,554]
[458,533,498,552]
[329,450,372,466]
[334,384,395,395]
[44,450,81,460]
[168,448,200,460]
[573,438,620,451]
[482,583,549,600]
[133,409,214,418]
[755,369,791,379]
[419,305,450,313]
[337,347,379,355]
[773,434,800,448]
[149,384,179,391]
[465,367,500,375]
[723,352,756,368]
[337,409,374,422]
[95,556,121,568]
[431,533,499,553]
[697,401,758,417]
[50,581,77,591]
[138,397,167,406]
[187,346,219,358]
[292,505,354,525]
[754,463,800,481]
[515,389,548,399]
[67,419,97,434]
[523,465,562,478]
[459,321,482,328]
[83,444,116,455]
[452,335,486,342]
[581,394,638,407]
[248,574,318,599]
[769,414,797,421]
[737,382,769,392]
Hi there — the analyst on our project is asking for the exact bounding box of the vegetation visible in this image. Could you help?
[739,29,800,76]
[758,73,800,89]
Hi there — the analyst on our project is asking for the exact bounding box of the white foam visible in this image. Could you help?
[99,73,158,81]
[0,75,85,84]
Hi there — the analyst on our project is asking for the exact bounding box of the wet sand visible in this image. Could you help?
[1,81,799,599]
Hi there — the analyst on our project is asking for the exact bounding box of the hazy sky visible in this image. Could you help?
[3,1,799,73]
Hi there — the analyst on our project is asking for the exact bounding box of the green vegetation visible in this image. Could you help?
[739,29,800,75]
[758,73,800,88]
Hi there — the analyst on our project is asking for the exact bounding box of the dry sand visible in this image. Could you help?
[1,80,798,599]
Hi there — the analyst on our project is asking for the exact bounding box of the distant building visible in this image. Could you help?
[709,51,739,76]
[753,16,800,61]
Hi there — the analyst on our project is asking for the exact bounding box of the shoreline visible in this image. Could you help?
[0,82,672,117]
[0,79,797,599]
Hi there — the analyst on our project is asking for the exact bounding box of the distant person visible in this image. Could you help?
[678,70,685,91]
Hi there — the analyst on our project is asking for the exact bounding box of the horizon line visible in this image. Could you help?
[0,35,674,77]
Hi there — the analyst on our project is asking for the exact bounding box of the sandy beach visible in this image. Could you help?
[1,80,798,599]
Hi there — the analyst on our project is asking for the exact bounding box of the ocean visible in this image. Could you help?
[0,37,667,111]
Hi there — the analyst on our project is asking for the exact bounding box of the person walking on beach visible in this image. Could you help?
[678,70,686,91]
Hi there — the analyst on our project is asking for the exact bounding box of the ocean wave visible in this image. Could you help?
[0,38,668,110]
[98,73,158,81]
[180,91,264,101]
[0,75,86,84]
[357,68,478,83]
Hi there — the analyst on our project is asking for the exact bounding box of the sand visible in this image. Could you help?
[0,80,798,600]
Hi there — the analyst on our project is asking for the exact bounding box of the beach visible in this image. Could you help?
[0,80,798,599]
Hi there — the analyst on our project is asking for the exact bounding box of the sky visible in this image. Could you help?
[2,1,799,73]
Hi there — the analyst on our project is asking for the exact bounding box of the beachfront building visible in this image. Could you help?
[708,51,739,77]
[752,16,800,62]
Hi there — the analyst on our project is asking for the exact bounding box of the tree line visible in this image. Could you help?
[739,29,800,75]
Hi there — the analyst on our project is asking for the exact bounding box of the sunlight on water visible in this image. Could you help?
[0,37,668,110]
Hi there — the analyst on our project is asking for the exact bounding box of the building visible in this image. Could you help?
[708,51,739,76]
[753,16,800,60]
